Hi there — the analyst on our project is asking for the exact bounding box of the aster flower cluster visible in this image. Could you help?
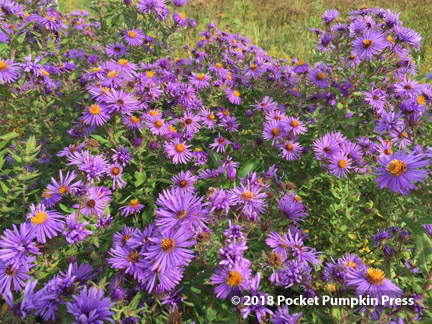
[0,1,431,323]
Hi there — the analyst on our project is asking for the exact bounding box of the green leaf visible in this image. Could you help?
[0,132,19,141]
[238,158,261,178]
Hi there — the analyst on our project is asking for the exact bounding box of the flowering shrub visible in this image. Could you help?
[0,1,432,323]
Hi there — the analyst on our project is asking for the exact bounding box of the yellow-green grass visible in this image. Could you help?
[58,0,432,74]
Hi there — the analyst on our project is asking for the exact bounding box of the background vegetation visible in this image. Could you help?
[59,0,432,74]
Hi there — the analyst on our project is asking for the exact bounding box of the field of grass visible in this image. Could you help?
[59,0,432,73]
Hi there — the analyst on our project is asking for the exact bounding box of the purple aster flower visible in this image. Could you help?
[313,134,339,160]
[210,262,252,299]
[173,12,187,26]
[46,170,78,197]
[322,9,339,24]
[309,68,330,88]
[108,246,147,281]
[67,150,108,183]
[180,111,201,136]
[169,170,195,193]
[155,187,209,230]
[172,0,188,6]
[372,228,392,247]
[124,28,145,46]
[189,72,210,90]
[374,150,430,194]
[226,88,242,105]
[346,267,402,305]
[137,0,169,20]
[63,212,92,244]
[103,89,139,115]
[253,96,278,112]
[3,279,37,319]
[105,43,129,58]
[362,88,386,113]
[424,224,432,239]
[231,181,267,218]
[27,204,64,243]
[266,230,321,268]
[82,103,111,126]
[329,151,352,178]
[353,31,387,60]
[107,164,127,189]
[262,120,284,145]
[111,146,132,166]
[240,273,273,322]
[209,132,232,152]
[271,259,312,288]
[271,305,302,324]
[164,138,193,164]
[144,226,195,274]
[76,186,111,217]
[119,199,144,217]
[0,223,40,266]
[277,141,302,161]
[395,24,422,50]
[66,287,114,323]
[0,58,21,84]
[0,261,31,295]
[278,194,308,223]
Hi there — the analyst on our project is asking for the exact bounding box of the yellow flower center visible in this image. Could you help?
[180,180,188,188]
[108,71,117,79]
[384,148,392,155]
[215,63,223,69]
[118,59,128,66]
[169,125,177,132]
[317,72,326,80]
[346,260,358,269]
[175,143,185,153]
[42,189,52,198]
[387,35,395,44]
[241,190,255,201]
[417,95,426,105]
[31,211,47,225]
[146,71,154,78]
[272,128,280,136]
[58,185,69,194]
[290,120,299,128]
[111,167,120,176]
[41,69,50,76]
[128,30,136,38]
[297,59,305,66]
[149,110,159,116]
[365,268,385,286]
[226,270,243,287]
[338,160,347,169]
[129,199,140,207]
[126,250,140,263]
[0,61,8,71]
[89,104,100,115]
[285,143,294,151]
[207,113,215,121]
[161,238,176,253]
[197,73,205,81]
[179,12,186,19]
[130,116,140,124]
[92,66,101,73]
[233,90,240,97]
[154,120,163,128]
[362,39,373,49]
[386,159,408,176]
[250,64,257,70]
